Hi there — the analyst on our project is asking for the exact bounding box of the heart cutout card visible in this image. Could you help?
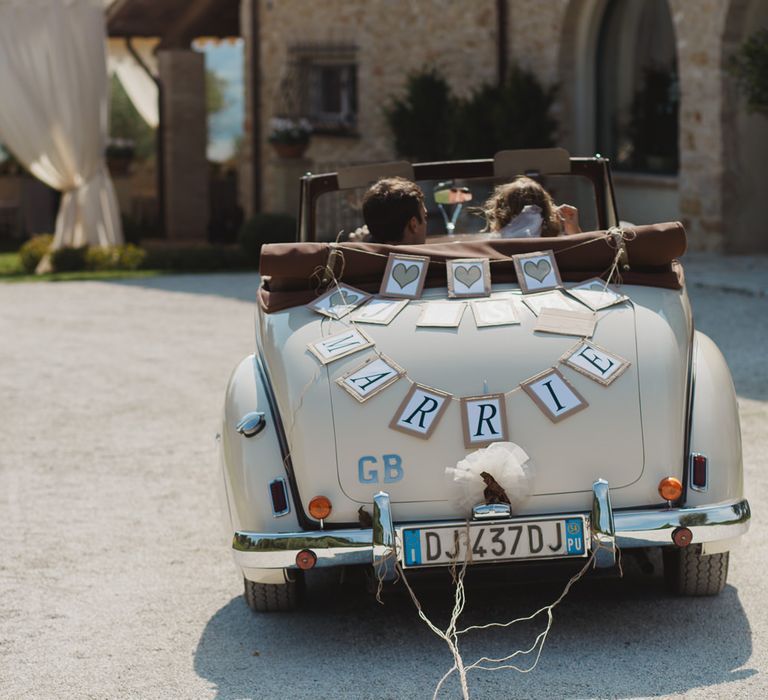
[513,250,562,294]
[307,284,372,319]
[379,253,430,299]
[446,258,491,298]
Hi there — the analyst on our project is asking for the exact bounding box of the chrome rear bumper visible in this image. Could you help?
[232,482,750,580]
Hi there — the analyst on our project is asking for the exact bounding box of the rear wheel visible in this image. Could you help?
[244,572,303,612]
[663,545,729,596]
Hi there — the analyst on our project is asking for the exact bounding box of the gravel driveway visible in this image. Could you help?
[1,262,766,699]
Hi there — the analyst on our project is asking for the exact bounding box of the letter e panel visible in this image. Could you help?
[560,340,630,386]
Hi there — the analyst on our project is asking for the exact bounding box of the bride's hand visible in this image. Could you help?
[556,204,581,234]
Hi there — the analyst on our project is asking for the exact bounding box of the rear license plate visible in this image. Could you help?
[401,516,587,568]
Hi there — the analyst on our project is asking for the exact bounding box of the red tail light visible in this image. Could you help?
[296,550,317,570]
[691,453,708,490]
[269,478,290,516]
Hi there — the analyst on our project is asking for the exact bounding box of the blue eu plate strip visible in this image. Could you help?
[403,529,422,566]
[565,518,585,555]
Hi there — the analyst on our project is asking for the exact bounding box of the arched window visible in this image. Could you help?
[595,0,679,173]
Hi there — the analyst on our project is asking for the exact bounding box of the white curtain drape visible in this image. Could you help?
[0,0,123,250]
[107,38,159,128]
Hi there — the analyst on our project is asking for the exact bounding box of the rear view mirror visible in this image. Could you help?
[433,181,472,235]
[433,182,472,204]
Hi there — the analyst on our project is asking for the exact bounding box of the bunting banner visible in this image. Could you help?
[304,245,632,440]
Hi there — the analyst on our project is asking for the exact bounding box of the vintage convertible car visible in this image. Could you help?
[218,149,750,612]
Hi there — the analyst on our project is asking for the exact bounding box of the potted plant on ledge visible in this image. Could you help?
[268,117,312,159]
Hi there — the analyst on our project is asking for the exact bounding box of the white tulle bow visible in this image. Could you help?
[445,442,534,512]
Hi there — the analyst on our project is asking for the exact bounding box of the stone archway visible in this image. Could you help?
[558,0,681,227]
[558,0,608,156]
[722,0,768,253]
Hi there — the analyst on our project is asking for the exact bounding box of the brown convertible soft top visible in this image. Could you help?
[259,222,686,313]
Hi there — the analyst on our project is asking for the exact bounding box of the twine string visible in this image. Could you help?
[388,530,622,699]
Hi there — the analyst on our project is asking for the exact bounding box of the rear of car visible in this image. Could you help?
[218,152,749,611]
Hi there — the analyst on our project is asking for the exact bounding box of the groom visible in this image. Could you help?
[360,177,428,245]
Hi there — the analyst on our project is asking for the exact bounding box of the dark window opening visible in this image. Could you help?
[596,0,679,174]
[284,44,358,135]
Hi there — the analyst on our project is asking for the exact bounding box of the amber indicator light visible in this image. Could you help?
[308,495,332,520]
[658,477,683,502]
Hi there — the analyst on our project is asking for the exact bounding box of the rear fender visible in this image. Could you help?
[686,332,743,507]
[220,355,301,534]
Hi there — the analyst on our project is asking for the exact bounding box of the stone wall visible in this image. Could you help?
[669,0,729,251]
[257,0,498,213]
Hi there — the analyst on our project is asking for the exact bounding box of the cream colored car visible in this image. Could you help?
[218,150,750,611]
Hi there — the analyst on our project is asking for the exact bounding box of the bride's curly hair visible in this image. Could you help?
[480,177,562,236]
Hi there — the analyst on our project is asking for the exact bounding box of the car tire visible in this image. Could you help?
[663,545,729,596]
[244,572,303,612]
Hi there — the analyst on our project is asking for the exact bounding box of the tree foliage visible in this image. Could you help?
[109,69,229,163]
[729,28,768,114]
[205,70,228,116]
[385,69,457,162]
[109,75,155,162]
[385,65,558,162]
[452,66,558,158]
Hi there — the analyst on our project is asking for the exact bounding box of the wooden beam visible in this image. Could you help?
[157,0,217,49]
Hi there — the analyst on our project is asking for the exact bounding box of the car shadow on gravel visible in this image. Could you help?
[194,563,754,700]
[107,272,260,303]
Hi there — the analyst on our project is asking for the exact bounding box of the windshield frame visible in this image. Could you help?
[298,156,619,243]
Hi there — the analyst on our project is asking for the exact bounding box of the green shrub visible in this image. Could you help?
[51,246,88,272]
[84,246,119,271]
[385,69,457,162]
[238,213,297,262]
[452,66,558,158]
[85,244,147,271]
[18,234,53,273]
[118,244,146,270]
[386,65,558,161]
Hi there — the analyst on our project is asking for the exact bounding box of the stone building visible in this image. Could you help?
[246,0,767,252]
[105,0,767,253]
